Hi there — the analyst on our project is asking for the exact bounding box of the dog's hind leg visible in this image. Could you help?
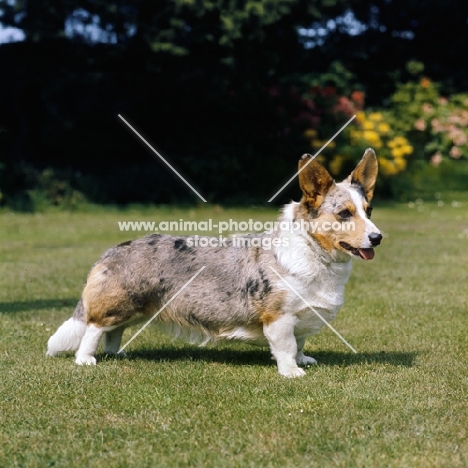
[77,262,138,364]
[46,299,87,357]
[103,326,126,355]
[263,315,306,378]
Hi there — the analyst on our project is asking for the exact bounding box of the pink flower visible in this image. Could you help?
[422,103,434,114]
[449,146,463,159]
[430,152,443,166]
[414,119,426,131]
[333,96,355,117]
[431,118,441,132]
[453,133,468,146]
[460,111,468,125]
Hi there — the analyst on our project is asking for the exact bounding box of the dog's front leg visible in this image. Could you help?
[295,336,317,367]
[103,326,126,355]
[263,315,305,378]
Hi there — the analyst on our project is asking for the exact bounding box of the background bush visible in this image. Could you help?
[1,1,467,209]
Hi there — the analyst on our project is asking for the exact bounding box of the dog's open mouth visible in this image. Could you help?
[339,242,375,260]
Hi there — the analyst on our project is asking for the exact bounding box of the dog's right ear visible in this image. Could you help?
[298,154,335,210]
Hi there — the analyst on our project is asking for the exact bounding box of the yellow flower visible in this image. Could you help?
[378,158,398,176]
[329,155,345,176]
[393,136,409,146]
[391,147,405,158]
[363,130,382,147]
[356,111,366,124]
[368,112,383,122]
[304,129,317,139]
[363,120,374,130]
[401,145,413,155]
[350,130,361,143]
[387,136,409,149]
[378,122,391,134]
[394,157,407,171]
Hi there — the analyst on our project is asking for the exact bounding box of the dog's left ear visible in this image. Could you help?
[347,148,378,201]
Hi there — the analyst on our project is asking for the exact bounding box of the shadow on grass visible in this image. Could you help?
[0,298,78,313]
[124,347,417,368]
[312,350,417,367]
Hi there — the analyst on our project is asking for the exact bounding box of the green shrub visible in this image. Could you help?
[389,77,468,165]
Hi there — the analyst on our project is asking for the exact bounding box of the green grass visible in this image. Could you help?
[1,196,468,467]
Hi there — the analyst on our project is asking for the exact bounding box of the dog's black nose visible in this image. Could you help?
[368,232,383,246]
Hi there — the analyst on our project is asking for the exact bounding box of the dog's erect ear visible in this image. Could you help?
[298,154,335,210]
[348,148,378,201]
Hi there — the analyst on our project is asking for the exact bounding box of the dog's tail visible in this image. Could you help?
[46,299,87,356]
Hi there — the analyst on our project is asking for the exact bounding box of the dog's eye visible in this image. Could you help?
[366,205,373,218]
[338,209,352,219]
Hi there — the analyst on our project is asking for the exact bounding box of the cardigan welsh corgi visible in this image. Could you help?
[47,148,382,377]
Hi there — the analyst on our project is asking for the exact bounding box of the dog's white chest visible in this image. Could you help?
[284,260,351,311]
[275,233,353,334]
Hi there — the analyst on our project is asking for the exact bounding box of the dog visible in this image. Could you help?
[46,148,382,377]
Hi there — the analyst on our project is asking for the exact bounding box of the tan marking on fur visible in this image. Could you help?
[337,216,366,250]
[305,207,367,255]
[309,232,335,253]
[83,263,137,327]
[260,310,281,325]
[342,201,356,216]
[257,290,287,325]
[298,156,335,211]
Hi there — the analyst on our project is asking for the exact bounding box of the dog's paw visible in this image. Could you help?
[279,366,306,378]
[296,353,317,367]
[75,355,97,366]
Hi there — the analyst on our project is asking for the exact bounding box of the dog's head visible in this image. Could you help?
[298,148,382,261]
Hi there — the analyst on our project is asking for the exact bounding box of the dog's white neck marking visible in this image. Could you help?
[273,202,352,311]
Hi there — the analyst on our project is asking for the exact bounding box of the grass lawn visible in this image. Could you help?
[1,195,468,467]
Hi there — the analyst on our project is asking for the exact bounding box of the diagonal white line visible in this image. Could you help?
[268,114,356,202]
[118,114,207,203]
[118,266,206,354]
[268,266,357,353]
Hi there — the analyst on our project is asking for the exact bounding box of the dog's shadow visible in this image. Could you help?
[121,347,417,368]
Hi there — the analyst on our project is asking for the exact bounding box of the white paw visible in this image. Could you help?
[279,366,306,378]
[75,355,97,366]
[296,354,317,367]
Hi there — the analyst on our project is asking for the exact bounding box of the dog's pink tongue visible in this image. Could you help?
[359,248,375,260]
